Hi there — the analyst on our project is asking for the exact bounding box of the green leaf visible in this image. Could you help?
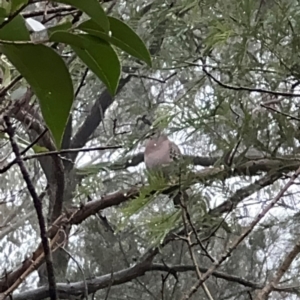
[73,36,120,95]
[49,31,85,47]
[0,8,8,24]
[10,0,29,14]
[0,44,74,148]
[0,14,30,41]
[78,17,152,66]
[71,35,120,95]
[51,0,109,33]
[47,21,72,36]
[50,32,120,95]
[32,145,49,153]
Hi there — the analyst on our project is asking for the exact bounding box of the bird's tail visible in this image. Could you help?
[173,190,188,208]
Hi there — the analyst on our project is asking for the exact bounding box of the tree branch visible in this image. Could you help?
[255,238,300,300]
[211,171,283,215]
[8,263,300,300]
[70,76,132,162]
[202,67,300,97]
[4,117,57,300]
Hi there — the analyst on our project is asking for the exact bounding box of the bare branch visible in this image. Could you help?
[70,76,132,162]
[255,239,300,300]
[22,6,77,18]
[202,67,300,97]
[4,117,57,300]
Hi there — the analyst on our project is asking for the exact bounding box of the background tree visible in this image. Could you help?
[1,0,300,300]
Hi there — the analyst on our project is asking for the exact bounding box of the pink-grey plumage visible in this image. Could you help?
[144,133,188,206]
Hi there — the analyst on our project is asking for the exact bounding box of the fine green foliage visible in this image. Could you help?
[143,210,182,246]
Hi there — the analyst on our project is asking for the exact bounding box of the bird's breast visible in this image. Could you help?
[144,149,172,169]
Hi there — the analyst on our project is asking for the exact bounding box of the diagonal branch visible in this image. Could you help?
[211,171,283,215]
[255,238,300,300]
[70,76,132,162]
[4,117,57,300]
[202,67,300,97]
[5,88,65,222]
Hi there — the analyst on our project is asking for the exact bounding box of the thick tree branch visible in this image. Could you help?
[70,76,132,162]
[104,152,218,170]
[96,151,300,174]
[211,171,283,215]
[13,105,65,222]
[8,263,300,300]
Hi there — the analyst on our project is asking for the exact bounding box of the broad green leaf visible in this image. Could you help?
[50,31,120,91]
[73,35,120,95]
[50,32,120,95]
[51,0,109,33]
[47,21,72,35]
[49,31,85,48]
[78,17,152,66]
[10,0,29,14]
[0,3,9,19]
[0,7,7,24]
[0,44,74,148]
[0,14,30,41]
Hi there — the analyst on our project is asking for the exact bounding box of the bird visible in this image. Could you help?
[144,132,188,207]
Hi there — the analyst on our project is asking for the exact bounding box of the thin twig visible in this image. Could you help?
[260,103,300,121]
[180,201,214,300]
[202,67,300,98]
[61,247,88,300]
[20,128,48,156]
[0,75,23,98]
[184,205,216,263]
[75,68,89,97]
[22,6,77,18]
[23,145,122,159]
[0,144,122,174]
[4,116,57,300]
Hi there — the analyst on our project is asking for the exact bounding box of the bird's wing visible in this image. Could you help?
[169,141,182,161]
